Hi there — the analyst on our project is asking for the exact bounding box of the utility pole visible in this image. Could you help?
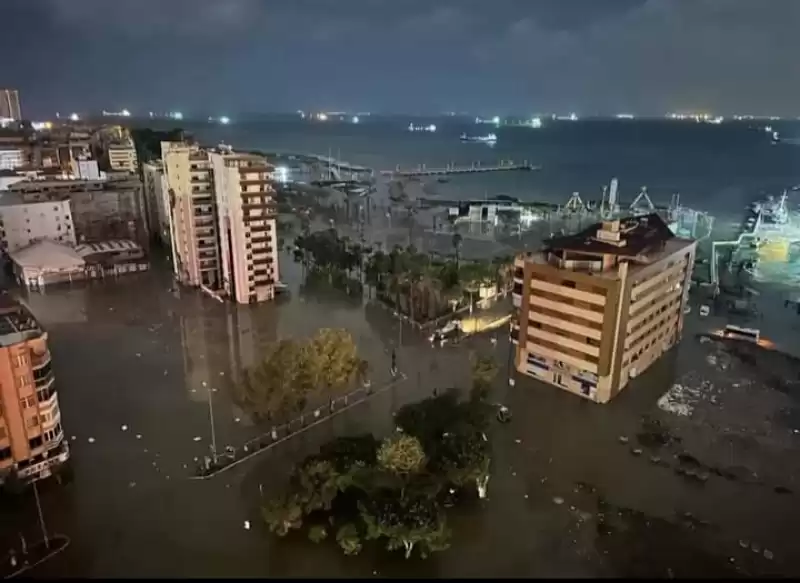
[33,480,49,550]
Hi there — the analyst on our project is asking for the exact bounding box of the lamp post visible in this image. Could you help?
[32,479,49,551]
[506,320,516,388]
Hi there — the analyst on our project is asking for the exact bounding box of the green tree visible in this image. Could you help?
[306,328,367,398]
[471,354,498,399]
[262,492,305,536]
[377,434,427,476]
[236,339,312,421]
[336,523,363,555]
[360,492,451,559]
[451,232,463,268]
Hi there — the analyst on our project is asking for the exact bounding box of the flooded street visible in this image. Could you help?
[1,248,799,577]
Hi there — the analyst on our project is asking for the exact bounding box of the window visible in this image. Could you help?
[27,416,39,428]
[0,447,10,461]
[28,436,43,450]
[20,395,35,408]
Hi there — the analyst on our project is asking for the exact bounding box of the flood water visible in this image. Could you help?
[1,247,799,576]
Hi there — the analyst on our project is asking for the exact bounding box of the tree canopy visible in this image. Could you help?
[236,329,368,422]
[261,389,493,560]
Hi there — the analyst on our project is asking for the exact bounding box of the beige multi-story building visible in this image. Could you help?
[162,142,279,303]
[107,141,138,173]
[0,295,69,485]
[162,142,221,289]
[0,193,76,252]
[209,151,279,303]
[0,89,22,121]
[512,214,696,403]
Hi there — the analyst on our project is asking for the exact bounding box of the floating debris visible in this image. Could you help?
[121,424,128,432]
[553,496,564,505]
[739,540,749,549]
[193,436,202,442]
[763,549,774,560]
[136,434,142,440]
[136,353,141,358]
[514,438,522,444]
[243,520,251,530]
[202,381,207,387]
[618,436,629,444]
[234,418,241,423]
[128,482,136,488]
[87,437,96,443]
[71,435,76,441]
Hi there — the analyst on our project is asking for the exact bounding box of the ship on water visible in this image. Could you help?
[460,132,497,145]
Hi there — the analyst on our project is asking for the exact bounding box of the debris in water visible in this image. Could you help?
[234,418,241,423]
[193,436,202,442]
[128,482,136,488]
[243,520,251,530]
[202,381,207,387]
[524,494,529,499]
[87,437,96,443]
[763,549,774,560]
[553,496,564,505]
[219,371,225,376]
[136,434,142,440]
[618,436,629,444]
[136,353,141,358]
[121,424,128,432]
[71,435,76,441]
[739,540,749,549]
[514,438,522,444]
[631,448,643,456]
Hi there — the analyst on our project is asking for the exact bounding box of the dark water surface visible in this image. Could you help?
[0,250,798,577]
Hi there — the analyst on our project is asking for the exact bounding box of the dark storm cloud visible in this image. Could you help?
[3,0,799,116]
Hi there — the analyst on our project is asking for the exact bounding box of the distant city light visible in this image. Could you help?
[69,113,80,122]
[530,117,542,129]
[121,109,131,117]
[219,116,230,125]
[616,113,635,120]
[318,113,328,121]
[492,116,500,125]
[275,166,289,183]
[31,121,53,131]
[171,111,183,121]
[569,112,578,121]
[352,115,360,124]
[428,124,437,132]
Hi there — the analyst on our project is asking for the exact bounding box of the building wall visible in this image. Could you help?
[142,161,170,245]
[108,145,138,173]
[210,152,278,304]
[0,329,67,484]
[0,149,25,170]
[513,239,696,403]
[0,89,21,121]
[71,159,100,180]
[0,199,76,252]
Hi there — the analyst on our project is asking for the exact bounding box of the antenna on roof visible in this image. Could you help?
[629,186,655,215]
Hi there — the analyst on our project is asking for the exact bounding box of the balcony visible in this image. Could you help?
[31,349,51,369]
[34,363,54,387]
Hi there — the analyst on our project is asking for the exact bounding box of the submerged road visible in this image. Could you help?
[0,249,798,577]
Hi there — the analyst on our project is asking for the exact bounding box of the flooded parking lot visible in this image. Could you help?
[1,250,799,577]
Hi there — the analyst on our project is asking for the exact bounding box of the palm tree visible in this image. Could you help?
[452,232,463,269]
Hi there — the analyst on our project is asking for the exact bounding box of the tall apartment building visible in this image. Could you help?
[0,296,69,485]
[0,90,22,121]
[162,142,279,303]
[141,160,170,245]
[512,214,696,403]
[162,142,221,289]
[0,193,76,252]
[209,151,279,303]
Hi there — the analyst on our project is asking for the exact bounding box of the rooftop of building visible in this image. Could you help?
[545,213,676,259]
[0,294,43,346]
[0,191,70,206]
[75,239,141,257]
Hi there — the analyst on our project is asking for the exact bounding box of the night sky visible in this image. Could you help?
[3,0,799,117]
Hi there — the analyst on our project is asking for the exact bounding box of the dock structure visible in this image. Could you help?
[381,160,539,178]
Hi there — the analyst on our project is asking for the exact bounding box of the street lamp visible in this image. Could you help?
[32,479,50,551]
[506,320,516,387]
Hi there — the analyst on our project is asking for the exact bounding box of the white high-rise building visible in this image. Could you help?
[0,194,76,252]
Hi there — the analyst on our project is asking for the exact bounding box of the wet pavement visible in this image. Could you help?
[1,245,799,577]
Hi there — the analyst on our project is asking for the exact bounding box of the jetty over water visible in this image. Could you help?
[381,160,539,178]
